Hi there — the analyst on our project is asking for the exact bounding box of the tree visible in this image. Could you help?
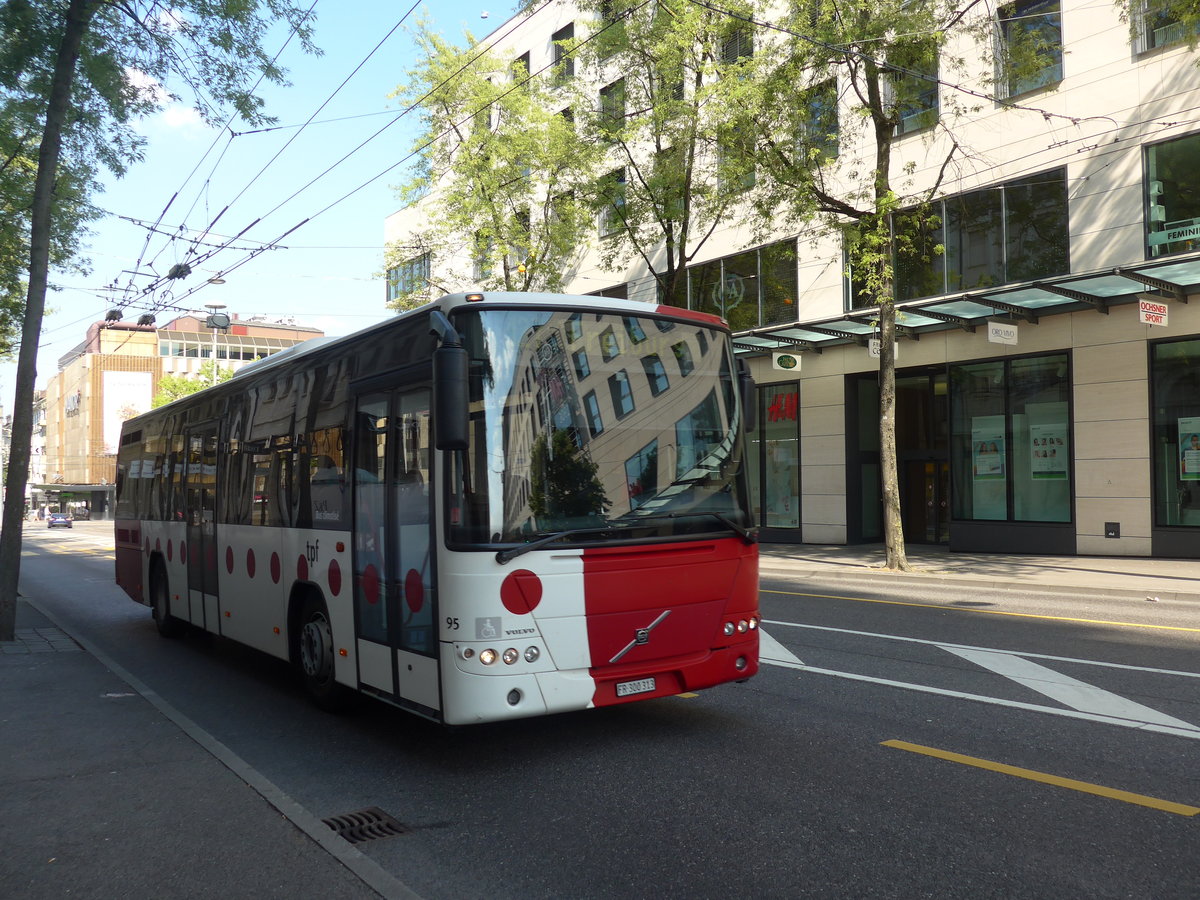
[529,428,609,526]
[733,0,1066,569]
[571,0,763,309]
[0,0,317,641]
[384,17,603,309]
[151,361,235,408]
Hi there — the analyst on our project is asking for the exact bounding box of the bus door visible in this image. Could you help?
[184,422,220,630]
[352,385,439,714]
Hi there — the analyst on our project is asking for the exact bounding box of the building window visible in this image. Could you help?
[565,313,583,343]
[599,326,620,361]
[998,0,1062,97]
[720,26,753,64]
[1136,5,1196,52]
[1146,132,1200,257]
[608,370,635,418]
[641,355,669,396]
[851,168,1068,306]
[687,240,798,332]
[950,353,1071,523]
[623,317,647,344]
[598,167,626,237]
[1152,338,1200,527]
[583,390,604,437]
[599,78,625,140]
[552,23,575,84]
[387,253,431,303]
[671,341,695,377]
[800,80,839,159]
[890,41,938,135]
[572,348,590,380]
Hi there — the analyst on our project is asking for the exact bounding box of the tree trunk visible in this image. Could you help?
[0,0,94,641]
[878,300,910,570]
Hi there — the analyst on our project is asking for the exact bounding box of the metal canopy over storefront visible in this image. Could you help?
[732,252,1200,355]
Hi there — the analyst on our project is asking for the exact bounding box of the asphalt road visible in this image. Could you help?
[17,522,1200,899]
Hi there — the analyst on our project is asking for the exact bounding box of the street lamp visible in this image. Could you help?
[203,303,230,385]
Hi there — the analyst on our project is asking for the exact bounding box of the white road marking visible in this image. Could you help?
[758,627,804,666]
[757,620,1200,738]
[943,646,1199,731]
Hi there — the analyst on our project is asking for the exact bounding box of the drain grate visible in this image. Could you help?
[322,807,410,844]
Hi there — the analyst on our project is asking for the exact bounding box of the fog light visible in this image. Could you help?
[748,617,758,630]
[524,646,540,663]
[479,648,498,666]
[507,689,522,706]
[737,619,749,633]
[723,622,735,636]
[502,648,519,665]
[735,656,748,671]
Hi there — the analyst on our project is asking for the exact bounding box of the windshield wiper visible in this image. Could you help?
[495,524,616,564]
[605,512,758,544]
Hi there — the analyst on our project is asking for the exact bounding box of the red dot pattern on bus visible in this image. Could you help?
[405,568,424,612]
[226,546,235,574]
[500,569,543,615]
[270,552,281,584]
[246,548,256,578]
[297,554,308,582]
[362,564,380,605]
[328,559,342,596]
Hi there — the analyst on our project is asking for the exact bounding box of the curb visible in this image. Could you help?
[756,561,1200,604]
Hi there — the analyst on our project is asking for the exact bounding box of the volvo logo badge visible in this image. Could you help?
[610,611,670,663]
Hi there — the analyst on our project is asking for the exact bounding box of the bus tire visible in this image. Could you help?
[296,594,351,712]
[150,559,185,639]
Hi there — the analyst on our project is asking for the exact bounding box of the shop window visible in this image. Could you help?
[950,353,1070,523]
[1152,338,1200,526]
[750,383,800,529]
[1146,132,1200,257]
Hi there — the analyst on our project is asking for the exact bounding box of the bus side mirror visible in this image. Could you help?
[738,358,757,433]
[434,345,469,451]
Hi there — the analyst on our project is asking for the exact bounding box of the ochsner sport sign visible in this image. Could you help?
[1138,297,1169,327]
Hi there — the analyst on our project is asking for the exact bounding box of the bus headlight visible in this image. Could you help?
[524,646,540,663]
[737,619,749,633]
[502,648,519,665]
[479,648,498,666]
[723,622,735,636]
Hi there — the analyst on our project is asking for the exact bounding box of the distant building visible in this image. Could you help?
[34,313,322,518]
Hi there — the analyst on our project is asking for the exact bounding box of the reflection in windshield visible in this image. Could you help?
[449,307,751,546]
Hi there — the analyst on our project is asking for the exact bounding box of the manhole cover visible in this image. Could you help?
[322,807,410,844]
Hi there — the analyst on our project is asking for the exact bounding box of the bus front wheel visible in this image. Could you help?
[297,596,351,712]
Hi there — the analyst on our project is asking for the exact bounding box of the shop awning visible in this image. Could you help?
[733,252,1200,355]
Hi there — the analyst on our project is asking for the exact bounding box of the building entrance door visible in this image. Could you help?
[849,368,949,544]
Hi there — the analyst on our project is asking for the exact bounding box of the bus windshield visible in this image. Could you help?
[449,306,752,547]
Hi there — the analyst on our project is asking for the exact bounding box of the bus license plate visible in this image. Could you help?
[616,677,656,697]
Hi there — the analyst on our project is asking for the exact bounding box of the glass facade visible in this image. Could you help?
[1151,338,1200,527]
[950,353,1071,523]
[686,239,799,332]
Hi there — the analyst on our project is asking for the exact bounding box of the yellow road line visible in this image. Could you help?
[882,739,1200,816]
[761,588,1200,634]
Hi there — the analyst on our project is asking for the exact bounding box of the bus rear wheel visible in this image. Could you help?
[297,596,351,712]
[150,561,185,639]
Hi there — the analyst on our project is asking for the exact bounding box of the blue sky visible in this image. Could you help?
[1,1,513,412]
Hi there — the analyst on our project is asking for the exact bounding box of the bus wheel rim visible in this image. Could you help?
[300,612,333,681]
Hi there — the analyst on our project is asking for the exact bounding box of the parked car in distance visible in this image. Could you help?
[72,507,90,520]
[47,512,73,529]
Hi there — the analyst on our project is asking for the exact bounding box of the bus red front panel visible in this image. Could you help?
[582,537,759,706]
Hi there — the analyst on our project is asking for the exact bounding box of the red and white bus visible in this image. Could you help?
[114,292,759,725]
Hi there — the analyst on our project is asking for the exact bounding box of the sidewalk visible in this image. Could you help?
[759,542,1200,603]
[0,600,395,899]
